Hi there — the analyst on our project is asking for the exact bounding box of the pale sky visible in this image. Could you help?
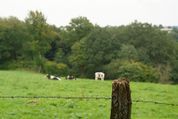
[0,0,177,27]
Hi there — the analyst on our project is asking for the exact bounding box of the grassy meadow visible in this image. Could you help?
[0,70,177,119]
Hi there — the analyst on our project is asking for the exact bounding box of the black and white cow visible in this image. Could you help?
[46,74,61,80]
[95,72,105,80]
[66,75,76,80]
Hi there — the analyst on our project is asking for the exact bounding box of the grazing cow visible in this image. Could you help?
[95,72,105,80]
[66,75,76,80]
[46,74,61,80]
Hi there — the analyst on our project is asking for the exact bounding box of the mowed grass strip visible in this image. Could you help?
[0,70,177,119]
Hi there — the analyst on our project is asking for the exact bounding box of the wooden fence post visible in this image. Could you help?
[110,78,132,119]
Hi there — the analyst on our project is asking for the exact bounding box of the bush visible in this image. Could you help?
[0,60,36,70]
[105,60,159,82]
[44,61,69,76]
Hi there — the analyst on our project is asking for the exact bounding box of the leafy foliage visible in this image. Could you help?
[0,11,178,83]
[44,61,68,76]
[118,61,159,82]
[105,60,159,82]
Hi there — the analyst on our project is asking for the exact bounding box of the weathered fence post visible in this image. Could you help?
[110,78,132,119]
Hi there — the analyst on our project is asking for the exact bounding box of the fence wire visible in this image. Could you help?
[0,96,110,100]
[0,96,177,106]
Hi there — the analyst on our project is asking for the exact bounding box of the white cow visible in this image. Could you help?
[95,72,105,80]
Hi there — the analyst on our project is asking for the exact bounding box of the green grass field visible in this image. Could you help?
[0,70,177,119]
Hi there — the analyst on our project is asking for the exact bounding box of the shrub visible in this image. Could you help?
[44,61,68,76]
[105,60,159,82]
[0,60,36,70]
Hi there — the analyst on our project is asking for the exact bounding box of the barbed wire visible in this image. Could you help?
[0,96,110,100]
[132,99,178,106]
[0,96,177,106]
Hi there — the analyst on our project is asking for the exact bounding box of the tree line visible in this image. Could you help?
[0,11,178,83]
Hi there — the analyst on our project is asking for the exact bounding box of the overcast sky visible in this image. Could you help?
[0,0,177,27]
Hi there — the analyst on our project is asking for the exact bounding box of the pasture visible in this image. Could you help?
[0,70,177,119]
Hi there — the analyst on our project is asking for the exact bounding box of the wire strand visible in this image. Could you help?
[0,96,177,106]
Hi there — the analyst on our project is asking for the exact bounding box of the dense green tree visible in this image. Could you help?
[44,25,61,61]
[69,27,121,77]
[112,21,177,82]
[119,44,138,61]
[25,11,58,72]
[122,21,176,65]
[53,17,94,67]
[25,11,50,55]
[66,16,94,41]
[0,17,29,67]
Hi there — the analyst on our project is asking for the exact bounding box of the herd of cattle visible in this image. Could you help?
[46,72,105,81]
